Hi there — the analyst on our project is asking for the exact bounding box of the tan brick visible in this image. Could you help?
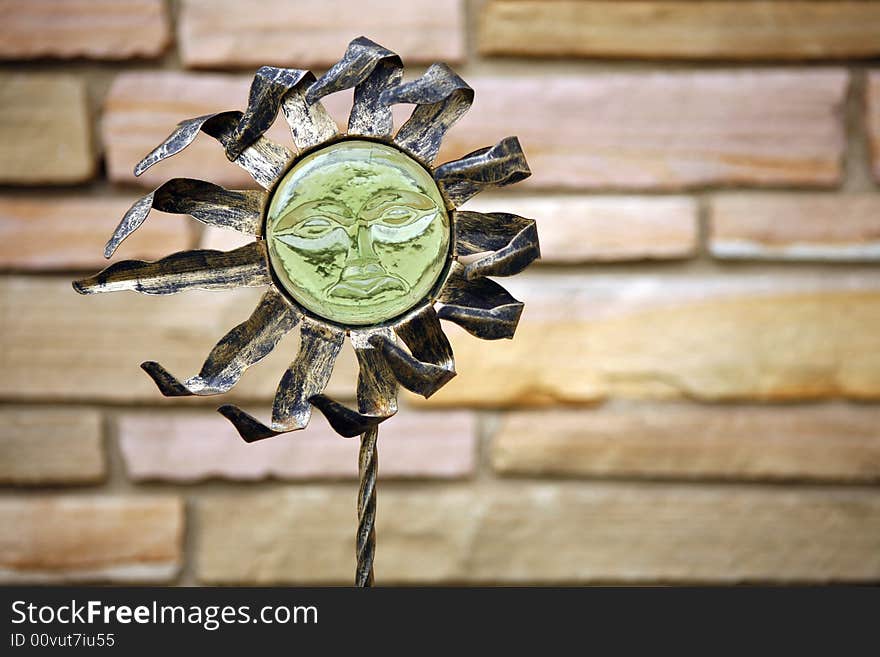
[867,72,880,183]
[417,271,880,406]
[178,0,464,69]
[0,195,192,270]
[0,0,169,60]
[0,74,94,184]
[441,71,847,189]
[493,405,880,483]
[462,195,698,262]
[198,484,880,583]
[119,409,475,481]
[0,496,182,583]
[0,276,358,403]
[710,194,880,261]
[0,407,105,485]
[481,2,880,60]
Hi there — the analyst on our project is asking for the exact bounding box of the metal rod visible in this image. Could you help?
[356,425,378,587]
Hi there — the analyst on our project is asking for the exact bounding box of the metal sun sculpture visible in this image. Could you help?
[74,37,539,586]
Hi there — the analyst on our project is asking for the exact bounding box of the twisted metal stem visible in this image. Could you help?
[356,425,378,587]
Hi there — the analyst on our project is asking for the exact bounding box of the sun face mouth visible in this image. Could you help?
[328,262,407,300]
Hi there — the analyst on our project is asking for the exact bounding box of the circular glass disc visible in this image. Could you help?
[266,140,450,326]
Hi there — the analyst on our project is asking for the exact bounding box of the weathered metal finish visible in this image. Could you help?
[454,211,540,279]
[380,63,473,165]
[435,137,531,208]
[141,288,300,396]
[219,321,345,442]
[73,242,271,296]
[356,424,378,587]
[105,179,266,258]
[75,36,540,587]
[223,66,338,155]
[134,111,294,190]
[307,36,403,138]
[372,305,456,398]
[437,262,524,340]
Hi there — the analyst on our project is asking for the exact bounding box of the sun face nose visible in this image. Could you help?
[342,223,385,277]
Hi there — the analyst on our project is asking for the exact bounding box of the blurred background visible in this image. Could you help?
[1,0,880,585]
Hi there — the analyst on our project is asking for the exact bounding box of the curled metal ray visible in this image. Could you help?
[436,263,524,340]
[369,306,456,398]
[454,211,540,280]
[141,288,300,397]
[104,179,266,258]
[72,242,271,296]
[134,111,293,190]
[306,36,403,138]
[219,322,344,442]
[228,66,338,156]
[434,137,531,208]
[379,63,473,165]
[310,329,398,438]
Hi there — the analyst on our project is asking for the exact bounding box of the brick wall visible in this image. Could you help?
[1,0,880,585]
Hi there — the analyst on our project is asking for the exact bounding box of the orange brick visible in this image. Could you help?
[481,1,880,60]
[102,72,409,189]
[438,71,847,190]
[0,496,182,583]
[710,194,880,261]
[105,70,847,191]
[0,0,169,60]
[0,195,192,270]
[178,0,464,69]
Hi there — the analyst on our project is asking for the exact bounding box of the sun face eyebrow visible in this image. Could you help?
[358,189,437,222]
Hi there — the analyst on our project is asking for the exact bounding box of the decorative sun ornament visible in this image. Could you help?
[74,37,539,586]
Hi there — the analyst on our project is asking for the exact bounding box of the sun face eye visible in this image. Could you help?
[377,205,420,227]
[291,216,339,238]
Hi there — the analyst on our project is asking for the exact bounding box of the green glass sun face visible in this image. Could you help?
[266,140,450,326]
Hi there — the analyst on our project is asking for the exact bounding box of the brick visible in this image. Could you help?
[493,405,880,483]
[461,194,698,262]
[440,71,847,190]
[178,0,464,69]
[710,194,880,261]
[0,276,358,403]
[480,1,880,60]
[0,0,169,60]
[868,72,880,183]
[0,496,182,583]
[0,407,105,485]
[119,409,475,481]
[417,271,880,406]
[0,74,94,184]
[105,70,845,191]
[198,484,880,583]
[103,72,409,189]
[0,195,192,270]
